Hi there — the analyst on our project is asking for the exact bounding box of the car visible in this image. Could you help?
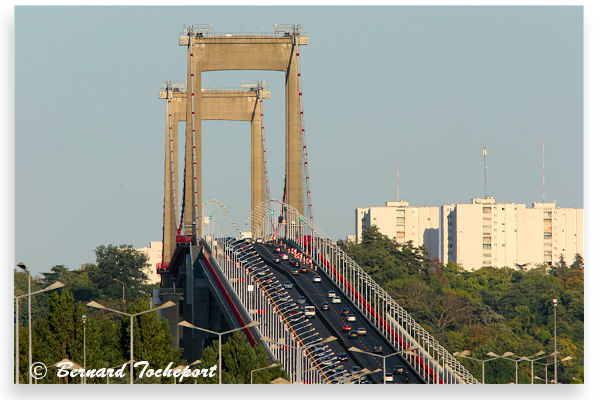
[291,268,300,276]
[346,315,356,322]
[373,345,383,354]
[273,257,281,263]
[337,352,348,362]
[282,254,289,260]
[327,291,336,298]
[348,330,358,338]
[384,373,394,382]
[341,308,350,316]
[300,266,308,273]
[297,296,306,305]
[393,365,405,375]
[312,275,322,283]
[256,238,263,243]
[351,366,362,374]
[275,247,281,252]
[304,305,316,318]
[332,296,341,304]
[357,327,367,336]
[320,302,330,311]
[342,324,352,331]
[283,281,293,289]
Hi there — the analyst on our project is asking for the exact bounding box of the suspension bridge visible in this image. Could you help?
[154,24,479,384]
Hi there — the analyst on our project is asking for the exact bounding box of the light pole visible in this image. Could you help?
[82,315,87,384]
[178,320,260,384]
[453,350,506,384]
[534,355,572,384]
[114,278,125,303]
[87,300,176,384]
[14,263,64,385]
[349,345,416,384]
[342,368,382,384]
[251,363,279,384]
[486,351,518,384]
[519,351,545,384]
[552,298,558,384]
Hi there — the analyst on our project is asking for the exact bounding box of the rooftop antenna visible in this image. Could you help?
[396,161,400,202]
[483,147,488,198]
[542,136,546,202]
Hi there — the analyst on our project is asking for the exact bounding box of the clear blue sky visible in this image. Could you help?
[14,6,583,275]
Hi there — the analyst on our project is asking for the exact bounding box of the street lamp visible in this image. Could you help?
[342,368,382,384]
[114,278,125,302]
[534,355,572,384]
[349,345,416,385]
[486,351,518,384]
[178,320,260,384]
[87,300,176,384]
[251,363,279,384]
[519,351,545,384]
[14,262,64,385]
[453,350,506,384]
[552,298,558,384]
[82,315,87,384]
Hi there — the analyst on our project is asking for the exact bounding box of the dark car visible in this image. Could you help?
[321,302,330,311]
[273,257,281,263]
[373,345,383,354]
[337,352,348,362]
[297,296,306,305]
[393,365,405,375]
[300,266,308,273]
[348,330,359,339]
[351,365,362,374]
[283,281,293,289]
[341,308,350,316]
[291,268,300,276]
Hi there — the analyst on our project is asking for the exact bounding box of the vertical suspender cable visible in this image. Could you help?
[189,33,200,243]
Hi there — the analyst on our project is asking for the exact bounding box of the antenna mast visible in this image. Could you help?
[542,137,546,202]
[396,161,400,202]
[483,147,488,198]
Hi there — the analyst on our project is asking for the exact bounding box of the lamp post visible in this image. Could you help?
[178,320,260,384]
[87,300,176,384]
[486,351,518,384]
[519,351,545,384]
[453,350,506,384]
[14,263,64,385]
[251,363,279,384]
[342,368,382,384]
[82,315,87,384]
[114,278,125,303]
[552,298,558,384]
[534,355,572,384]
[349,345,416,384]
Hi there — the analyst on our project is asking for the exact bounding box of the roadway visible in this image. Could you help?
[251,240,422,384]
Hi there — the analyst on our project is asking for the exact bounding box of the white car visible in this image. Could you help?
[281,254,289,260]
[346,315,356,322]
[331,296,341,304]
[312,275,322,283]
[327,291,336,298]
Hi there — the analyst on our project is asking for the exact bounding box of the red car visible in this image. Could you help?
[342,324,352,332]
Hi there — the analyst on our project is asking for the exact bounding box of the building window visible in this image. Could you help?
[483,244,492,250]
[396,217,405,225]
[483,207,492,213]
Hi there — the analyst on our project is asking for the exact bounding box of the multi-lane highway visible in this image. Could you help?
[248,239,422,384]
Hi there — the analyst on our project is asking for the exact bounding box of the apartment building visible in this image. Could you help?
[441,198,583,270]
[355,201,440,259]
[137,241,163,284]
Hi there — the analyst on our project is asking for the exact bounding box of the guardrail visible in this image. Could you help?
[242,200,480,384]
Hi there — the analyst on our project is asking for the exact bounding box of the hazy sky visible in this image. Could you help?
[15,6,583,274]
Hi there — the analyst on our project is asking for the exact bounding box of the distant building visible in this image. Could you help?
[355,201,440,259]
[137,241,162,284]
[441,198,584,270]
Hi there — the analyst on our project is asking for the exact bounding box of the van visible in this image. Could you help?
[304,305,316,318]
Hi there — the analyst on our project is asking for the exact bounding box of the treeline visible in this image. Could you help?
[338,226,584,384]
[14,244,287,384]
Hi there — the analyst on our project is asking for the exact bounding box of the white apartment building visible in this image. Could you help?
[355,201,440,259]
[441,198,584,270]
[137,241,163,284]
